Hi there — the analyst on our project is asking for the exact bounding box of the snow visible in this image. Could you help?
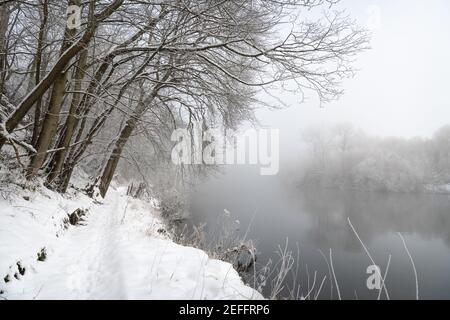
[0,184,262,300]
[424,183,450,194]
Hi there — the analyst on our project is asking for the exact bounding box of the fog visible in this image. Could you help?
[187,1,450,299]
[257,0,450,161]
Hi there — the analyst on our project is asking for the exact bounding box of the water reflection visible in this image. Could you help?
[292,189,450,250]
[188,167,450,299]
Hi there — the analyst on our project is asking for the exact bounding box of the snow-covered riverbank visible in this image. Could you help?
[0,183,262,300]
[424,184,450,194]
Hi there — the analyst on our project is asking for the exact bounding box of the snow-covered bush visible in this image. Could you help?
[0,157,40,199]
[353,151,422,192]
[170,208,257,278]
[296,123,450,193]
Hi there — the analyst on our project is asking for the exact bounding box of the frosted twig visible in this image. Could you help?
[377,254,391,300]
[347,217,389,299]
[398,232,419,300]
[319,249,334,299]
[314,275,327,300]
[329,248,341,300]
[303,270,317,300]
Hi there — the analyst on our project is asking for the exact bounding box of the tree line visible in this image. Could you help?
[299,123,450,192]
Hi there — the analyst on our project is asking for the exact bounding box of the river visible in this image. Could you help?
[188,166,450,299]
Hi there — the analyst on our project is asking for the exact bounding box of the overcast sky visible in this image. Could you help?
[257,0,450,146]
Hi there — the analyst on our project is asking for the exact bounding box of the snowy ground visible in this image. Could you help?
[0,183,262,300]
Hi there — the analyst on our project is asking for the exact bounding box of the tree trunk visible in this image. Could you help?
[56,49,161,192]
[26,0,81,178]
[46,49,87,183]
[98,107,144,198]
[98,88,158,197]
[27,74,67,177]
[58,103,114,193]
[31,0,49,147]
[0,3,10,114]
[97,61,173,197]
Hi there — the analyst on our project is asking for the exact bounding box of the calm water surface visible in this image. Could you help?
[188,166,450,299]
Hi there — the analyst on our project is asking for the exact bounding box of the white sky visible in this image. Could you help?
[257,0,450,144]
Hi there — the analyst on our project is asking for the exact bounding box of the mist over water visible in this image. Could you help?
[188,166,450,299]
[184,1,450,299]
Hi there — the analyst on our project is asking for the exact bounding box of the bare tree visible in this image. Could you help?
[0,2,10,107]
[0,0,369,198]
[0,0,124,150]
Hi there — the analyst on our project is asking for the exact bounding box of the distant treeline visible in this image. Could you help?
[298,124,450,193]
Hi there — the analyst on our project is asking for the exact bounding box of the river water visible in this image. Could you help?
[188,166,450,299]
